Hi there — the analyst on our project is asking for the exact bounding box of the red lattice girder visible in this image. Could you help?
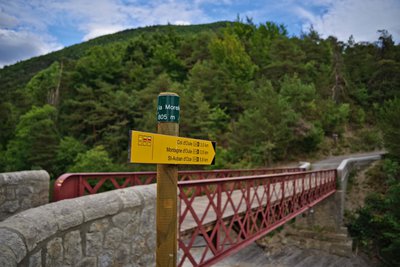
[53,167,304,201]
[178,169,336,267]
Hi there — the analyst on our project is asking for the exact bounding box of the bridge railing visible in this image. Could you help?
[177,169,336,267]
[53,167,304,201]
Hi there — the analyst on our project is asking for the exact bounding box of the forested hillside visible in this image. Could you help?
[1,20,399,178]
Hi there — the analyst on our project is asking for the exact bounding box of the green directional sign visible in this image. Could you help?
[157,93,180,123]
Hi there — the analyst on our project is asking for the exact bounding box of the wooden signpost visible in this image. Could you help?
[129,92,216,267]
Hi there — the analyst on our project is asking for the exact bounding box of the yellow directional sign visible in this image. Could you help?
[129,130,216,165]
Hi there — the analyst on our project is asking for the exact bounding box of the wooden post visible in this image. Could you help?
[156,92,179,267]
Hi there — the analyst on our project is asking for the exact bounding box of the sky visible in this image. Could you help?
[0,0,399,68]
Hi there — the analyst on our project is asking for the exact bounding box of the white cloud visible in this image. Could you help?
[82,24,126,41]
[296,0,400,42]
[49,0,207,40]
[0,1,51,31]
[0,0,217,67]
[194,0,233,5]
[124,1,208,27]
[0,0,212,66]
[294,6,318,25]
[0,29,62,68]
[0,9,18,28]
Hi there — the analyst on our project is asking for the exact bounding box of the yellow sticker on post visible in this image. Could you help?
[129,130,216,165]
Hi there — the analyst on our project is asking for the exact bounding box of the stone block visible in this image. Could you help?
[131,234,146,258]
[138,184,157,206]
[46,237,63,266]
[2,200,19,213]
[16,186,34,197]
[0,188,5,205]
[0,228,27,262]
[112,211,131,229]
[116,187,143,209]
[139,206,156,238]
[76,257,97,267]
[51,199,84,231]
[89,218,110,233]
[104,227,123,249]
[114,243,130,266]
[63,230,82,265]
[0,206,58,251]
[0,171,49,185]
[137,251,155,267]
[122,210,141,243]
[78,192,122,222]
[20,198,32,210]
[5,187,16,200]
[0,244,17,267]
[86,232,104,256]
[98,250,113,267]
[28,250,42,267]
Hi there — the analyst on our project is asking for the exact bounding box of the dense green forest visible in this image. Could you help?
[0,20,399,177]
[347,97,400,266]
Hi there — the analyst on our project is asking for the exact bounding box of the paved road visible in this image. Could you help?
[310,151,385,170]
[197,151,384,267]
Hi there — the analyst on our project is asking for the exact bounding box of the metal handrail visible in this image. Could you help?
[53,167,304,201]
[178,169,337,266]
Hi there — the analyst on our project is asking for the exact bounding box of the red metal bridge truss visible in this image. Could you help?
[52,167,303,201]
[52,167,336,267]
[178,169,336,266]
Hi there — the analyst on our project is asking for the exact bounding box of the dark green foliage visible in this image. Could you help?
[68,146,116,172]
[348,159,400,266]
[209,31,257,81]
[229,81,298,165]
[4,105,59,174]
[0,21,398,180]
[26,62,62,106]
[54,137,86,176]
[379,98,400,159]
[0,102,17,148]
[319,101,350,135]
[174,86,211,140]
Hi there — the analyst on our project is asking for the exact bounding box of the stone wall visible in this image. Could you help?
[336,154,383,225]
[287,154,384,257]
[0,184,156,267]
[0,171,49,221]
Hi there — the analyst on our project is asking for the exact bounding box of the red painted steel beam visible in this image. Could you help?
[177,169,337,267]
[52,167,304,201]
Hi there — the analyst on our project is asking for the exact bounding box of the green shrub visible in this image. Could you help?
[347,159,400,266]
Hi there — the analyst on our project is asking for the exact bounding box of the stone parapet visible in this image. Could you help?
[0,171,49,221]
[0,184,156,267]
